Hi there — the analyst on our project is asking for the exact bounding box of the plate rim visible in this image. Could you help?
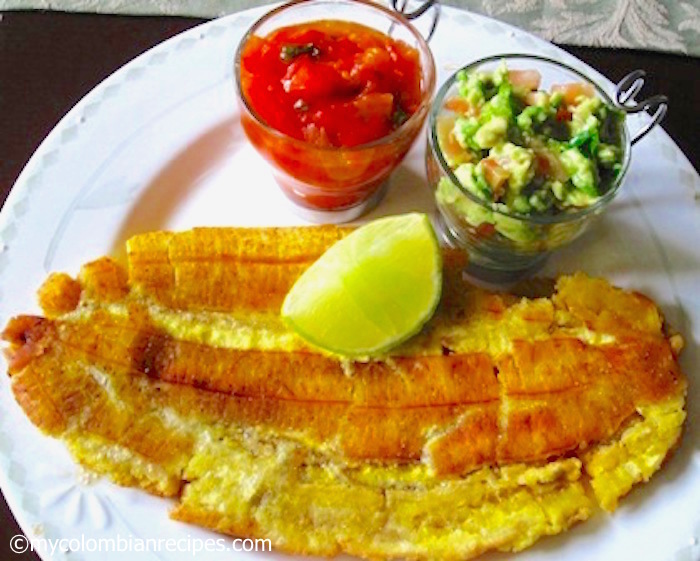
[0,4,698,561]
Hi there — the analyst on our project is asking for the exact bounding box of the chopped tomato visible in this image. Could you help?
[481,158,510,198]
[282,60,348,100]
[240,20,422,148]
[302,123,332,146]
[475,223,496,238]
[437,115,472,165]
[353,93,394,122]
[551,82,595,105]
[508,69,542,91]
[351,47,393,91]
[444,96,472,115]
[535,150,568,182]
[523,91,541,106]
[555,105,573,122]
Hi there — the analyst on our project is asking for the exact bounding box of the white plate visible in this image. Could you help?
[1,4,699,561]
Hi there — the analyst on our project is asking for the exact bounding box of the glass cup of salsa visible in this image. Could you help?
[235,0,436,221]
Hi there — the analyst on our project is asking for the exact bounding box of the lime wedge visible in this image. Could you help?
[282,213,442,357]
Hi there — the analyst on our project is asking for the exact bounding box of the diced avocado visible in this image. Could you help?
[436,178,536,243]
[455,65,517,149]
[482,81,514,122]
[436,177,494,227]
[490,142,536,192]
[549,91,564,108]
[457,70,486,109]
[473,167,492,198]
[566,189,599,207]
[440,62,623,219]
[571,96,601,133]
[546,137,569,155]
[517,106,548,132]
[551,180,567,202]
[493,206,537,242]
[453,116,481,151]
[597,143,621,167]
[559,148,598,200]
[569,126,600,159]
[529,190,554,213]
[454,163,492,201]
[528,91,549,108]
[510,194,532,214]
[490,62,509,86]
[549,179,593,208]
[516,88,563,135]
[474,116,508,149]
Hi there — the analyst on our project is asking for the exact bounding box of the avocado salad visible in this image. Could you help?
[435,62,625,244]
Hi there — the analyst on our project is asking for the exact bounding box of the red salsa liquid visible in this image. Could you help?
[240,20,423,147]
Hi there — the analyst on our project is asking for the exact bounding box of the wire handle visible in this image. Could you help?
[391,0,440,42]
[614,70,668,146]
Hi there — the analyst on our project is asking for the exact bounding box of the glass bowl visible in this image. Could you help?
[427,54,664,282]
[235,0,436,222]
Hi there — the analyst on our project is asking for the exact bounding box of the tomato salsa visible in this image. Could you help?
[240,20,423,148]
[236,19,431,211]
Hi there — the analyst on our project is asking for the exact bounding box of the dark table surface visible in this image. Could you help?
[0,10,698,561]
